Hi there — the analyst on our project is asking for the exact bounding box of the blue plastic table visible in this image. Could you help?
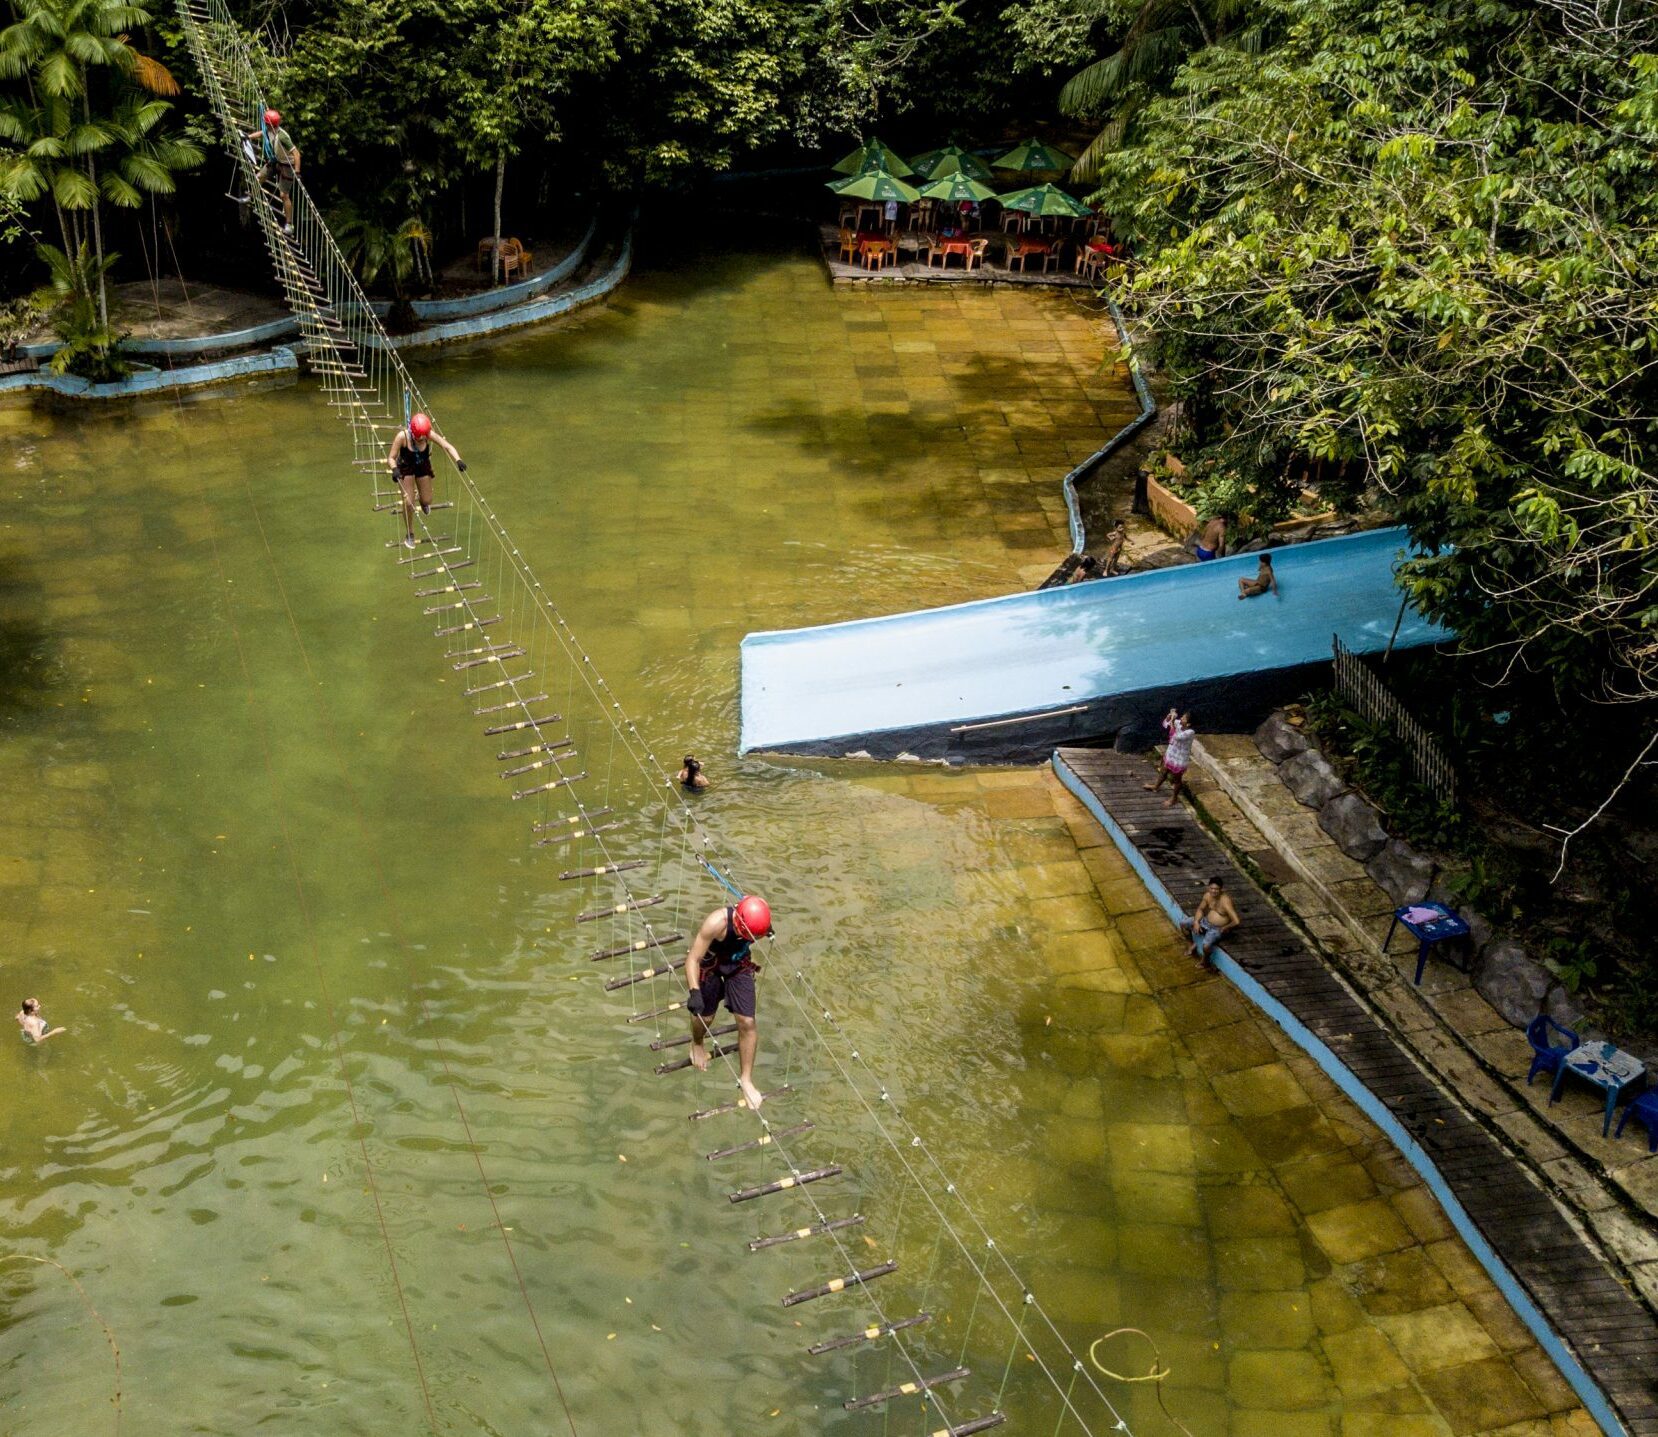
[1551,1042,1647,1137]
[1384,902,1471,985]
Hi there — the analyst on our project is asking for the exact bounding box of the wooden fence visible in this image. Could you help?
[1331,634,1457,806]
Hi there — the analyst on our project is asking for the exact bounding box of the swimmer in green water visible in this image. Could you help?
[16,998,65,1044]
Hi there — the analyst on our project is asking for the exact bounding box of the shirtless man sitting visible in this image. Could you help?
[1180,877,1240,961]
[1238,552,1279,599]
[1195,513,1227,561]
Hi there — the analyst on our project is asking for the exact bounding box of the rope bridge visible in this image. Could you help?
[176,4,1145,1432]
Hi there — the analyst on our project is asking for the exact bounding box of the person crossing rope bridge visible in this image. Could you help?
[387,411,466,549]
[245,107,300,234]
[686,895,771,1110]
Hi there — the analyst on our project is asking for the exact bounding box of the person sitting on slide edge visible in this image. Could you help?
[686,894,771,1111]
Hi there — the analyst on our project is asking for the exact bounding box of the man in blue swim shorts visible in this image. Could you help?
[1194,513,1228,561]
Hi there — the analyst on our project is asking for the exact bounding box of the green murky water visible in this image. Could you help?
[0,246,1583,1437]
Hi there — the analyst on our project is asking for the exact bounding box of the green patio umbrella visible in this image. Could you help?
[997,182,1093,218]
[828,167,921,203]
[908,144,994,182]
[992,138,1076,172]
[916,171,998,204]
[831,137,913,177]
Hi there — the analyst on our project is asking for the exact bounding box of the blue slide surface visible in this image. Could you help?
[740,526,1448,757]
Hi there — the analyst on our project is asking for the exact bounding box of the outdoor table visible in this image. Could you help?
[856,236,894,270]
[934,239,974,267]
[1384,901,1470,985]
[1550,1041,1647,1136]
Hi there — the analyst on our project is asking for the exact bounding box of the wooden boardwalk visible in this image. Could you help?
[1055,746,1658,1437]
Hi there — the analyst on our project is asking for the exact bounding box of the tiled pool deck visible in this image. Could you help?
[856,762,1596,1436]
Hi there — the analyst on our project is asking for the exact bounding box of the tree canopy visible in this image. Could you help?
[1091,0,1657,736]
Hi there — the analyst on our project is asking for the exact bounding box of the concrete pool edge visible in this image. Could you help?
[1051,750,1632,1437]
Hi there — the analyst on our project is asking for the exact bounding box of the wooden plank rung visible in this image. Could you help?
[654,1039,731,1073]
[452,647,525,671]
[533,823,617,847]
[411,559,475,579]
[781,1261,896,1307]
[466,671,533,697]
[687,1085,791,1116]
[591,931,682,963]
[416,581,482,598]
[579,894,664,923]
[931,1416,1004,1437]
[434,616,500,637]
[532,807,613,834]
[728,1164,841,1204]
[499,742,571,772]
[807,1312,931,1355]
[562,859,645,881]
[513,771,585,801]
[486,712,561,736]
[707,1121,813,1161]
[749,1213,863,1252]
[606,959,682,991]
[845,1366,970,1412]
[650,1021,735,1051]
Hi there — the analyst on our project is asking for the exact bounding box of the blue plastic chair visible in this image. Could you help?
[1526,1014,1578,1087]
[1615,1089,1658,1153]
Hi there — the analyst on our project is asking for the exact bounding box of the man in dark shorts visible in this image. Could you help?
[246,108,300,233]
[686,894,771,1110]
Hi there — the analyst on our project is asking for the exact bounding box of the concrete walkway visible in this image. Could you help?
[1185,734,1658,1314]
[1056,746,1658,1436]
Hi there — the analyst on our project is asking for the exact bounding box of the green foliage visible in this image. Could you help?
[0,288,38,349]
[1088,0,1658,730]
[0,0,201,314]
[30,237,125,376]
[1302,691,1467,851]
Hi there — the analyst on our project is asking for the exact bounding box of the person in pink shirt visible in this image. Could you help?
[1143,707,1196,808]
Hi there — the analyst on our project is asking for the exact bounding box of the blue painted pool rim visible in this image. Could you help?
[1050,749,1629,1437]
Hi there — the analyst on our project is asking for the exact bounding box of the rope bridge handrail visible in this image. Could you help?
[176,3,1145,1431]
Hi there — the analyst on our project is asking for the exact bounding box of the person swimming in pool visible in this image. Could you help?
[677,754,710,790]
[16,998,65,1044]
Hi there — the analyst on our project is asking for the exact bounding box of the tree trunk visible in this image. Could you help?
[88,159,108,328]
[1186,0,1214,46]
[491,148,506,285]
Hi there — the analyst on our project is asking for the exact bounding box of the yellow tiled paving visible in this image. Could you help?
[856,762,1592,1437]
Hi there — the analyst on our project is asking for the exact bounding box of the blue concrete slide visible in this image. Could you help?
[740,526,1449,761]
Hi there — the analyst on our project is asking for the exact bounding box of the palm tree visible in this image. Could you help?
[30,238,123,377]
[0,90,99,251]
[333,202,433,327]
[1059,0,1259,180]
[0,0,196,323]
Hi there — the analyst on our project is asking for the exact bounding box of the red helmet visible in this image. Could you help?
[733,895,772,940]
[263,108,281,127]
[409,412,432,438]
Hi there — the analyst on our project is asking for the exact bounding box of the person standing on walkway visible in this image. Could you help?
[686,895,771,1111]
[387,412,465,549]
[247,109,301,234]
[1144,707,1196,808]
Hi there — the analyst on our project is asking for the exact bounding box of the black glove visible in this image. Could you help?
[686,989,707,1016]
[456,460,468,472]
